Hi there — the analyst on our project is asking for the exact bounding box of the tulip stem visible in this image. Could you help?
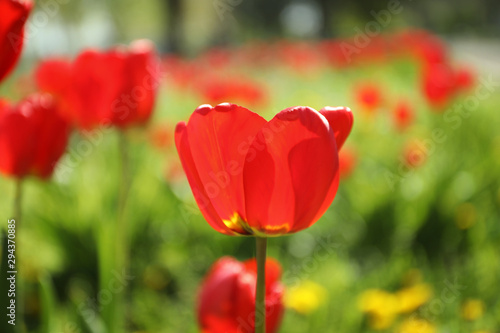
[14,179,22,225]
[103,130,131,332]
[118,130,131,231]
[255,237,267,333]
[117,130,131,329]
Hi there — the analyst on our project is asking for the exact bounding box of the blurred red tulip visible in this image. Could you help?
[0,0,32,83]
[320,40,350,68]
[355,83,382,113]
[393,99,414,130]
[403,141,427,169]
[175,103,353,236]
[149,123,174,150]
[275,41,324,74]
[198,256,284,333]
[163,55,204,91]
[454,66,475,92]
[198,48,233,69]
[414,34,448,66]
[35,40,160,130]
[195,75,267,107]
[421,63,456,109]
[339,147,357,179]
[0,93,70,179]
[112,40,161,128]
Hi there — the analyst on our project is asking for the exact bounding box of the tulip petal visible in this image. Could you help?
[29,94,71,179]
[243,106,339,235]
[113,40,160,128]
[175,122,234,235]
[244,257,282,285]
[35,58,72,95]
[198,257,245,331]
[0,0,32,82]
[70,50,126,129]
[185,103,267,235]
[319,106,353,150]
[198,257,284,333]
[0,108,34,177]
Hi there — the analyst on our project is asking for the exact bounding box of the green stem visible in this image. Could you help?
[117,130,131,232]
[116,130,131,330]
[255,237,267,333]
[14,179,22,225]
[102,131,131,332]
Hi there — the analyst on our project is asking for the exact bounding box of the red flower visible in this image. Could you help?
[149,123,174,151]
[35,40,160,130]
[421,63,457,109]
[339,147,357,179]
[403,140,427,169]
[112,40,161,128]
[393,99,414,130]
[195,75,267,107]
[355,83,382,113]
[175,103,353,236]
[162,55,203,91]
[198,256,284,333]
[0,93,70,179]
[275,40,324,74]
[454,66,475,92]
[0,0,32,83]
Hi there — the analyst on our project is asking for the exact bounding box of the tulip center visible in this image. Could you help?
[222,213,291,237]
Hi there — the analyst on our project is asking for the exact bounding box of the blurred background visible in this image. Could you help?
[1,0,499,332]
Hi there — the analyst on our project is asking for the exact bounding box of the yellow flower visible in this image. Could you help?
[285,281,327,315]
[370,312,397,331]
[396,318,436,333]
[396,283,433,313]
[358,289,399,330]
[461,299,485,321]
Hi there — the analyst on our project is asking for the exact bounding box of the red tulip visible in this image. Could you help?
[0,93,70,179]
[195,75,267,107]
[393,99,414,130]
[112,40,161,129]
[35,40,160,130]
[162,55,203,91]
[198,256,284,333]
[415,33,448,66]
[354,83,382,113]
[339,147,357,179]
[403,140,427,169]
[149,123,174,151]
[275,41,324,74]
[0,0,32,83]
[454,66,475,92]
[421,62,456,109]
[175,103,353,236]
